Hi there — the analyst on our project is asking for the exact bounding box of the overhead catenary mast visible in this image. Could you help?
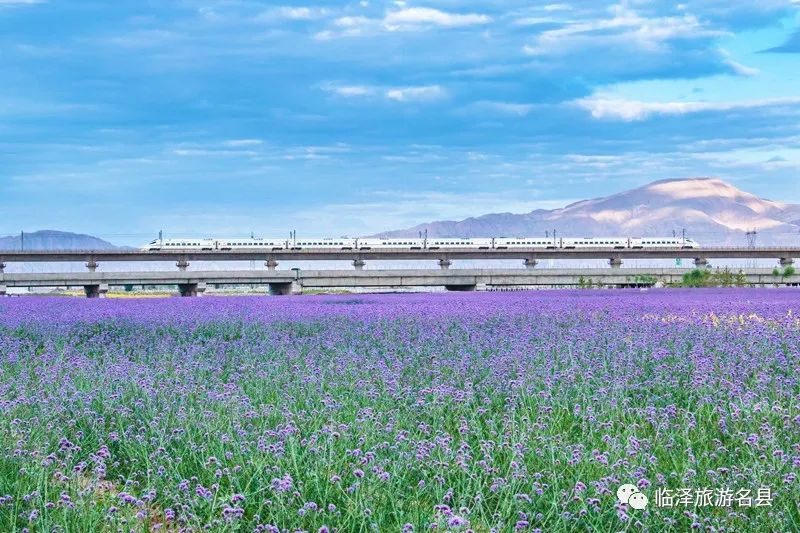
[745,229,757,268]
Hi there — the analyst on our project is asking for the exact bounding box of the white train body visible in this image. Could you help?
[141,236,700,251]
[290,238,354,250]
[494,237,556,249]
[630,237,698,249]
[218,238,286,251]
[145,238,216,251]
[427,238,493,249]
[562,237,629,249]
[356,238,425,250]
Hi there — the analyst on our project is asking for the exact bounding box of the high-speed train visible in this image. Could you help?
[141,236,700,251]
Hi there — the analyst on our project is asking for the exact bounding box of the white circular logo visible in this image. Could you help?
[617,484,648,509]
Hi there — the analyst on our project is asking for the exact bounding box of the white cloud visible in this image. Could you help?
[383,7,490,30]
[522,3,726,56]
[223,139,263,147]
[322,83,376,97]
[576,96,800,121]
[315,7,490,39]
[277,7,320,20]
[385,85,445,102]
[724,59,759,77]
[321,83,445,102]
[258,6,328,21]
[315,16,374,39]
[544,3,572,11]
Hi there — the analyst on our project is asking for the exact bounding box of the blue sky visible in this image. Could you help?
[1,0,799,244]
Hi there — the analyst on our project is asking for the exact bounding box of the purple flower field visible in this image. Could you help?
[0,289,798,531]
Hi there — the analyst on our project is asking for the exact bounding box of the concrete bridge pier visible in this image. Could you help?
[265,258,279,271]
[524,258,537,269]
[694,257,709,268]
[176,259,190,271]
[268,281,302,296]
[0,284,6,296]
[779,257,794,267]
[609,257,622,269]
[352,259,366,271]
[177,282,206,297]
[0,262,5,274]
[438,259,452,270]
[84,283,109,298]
[86,258,99,272]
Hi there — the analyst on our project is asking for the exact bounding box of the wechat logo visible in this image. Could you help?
[617,484,649,510]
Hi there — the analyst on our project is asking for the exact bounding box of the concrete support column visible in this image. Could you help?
[265,258,279,271]
[177,282,206,297]
[694,257,708,268]
[524,258,537,269]
[0,285,6,297]
[176,259,190,271]
[779,257,794,267]
[352,259,365,270]
[0,262,5,274]
[609,257,622,269]
[86,258,99,272]
[438,259,452,270]
[84,283,109,299]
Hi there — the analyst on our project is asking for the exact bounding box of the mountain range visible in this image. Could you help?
[377,177,800,246]
[3,178,799,249]
[0,230,120,251]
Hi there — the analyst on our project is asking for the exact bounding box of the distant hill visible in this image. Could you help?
[0,230,121,251]
[376,177,800,246]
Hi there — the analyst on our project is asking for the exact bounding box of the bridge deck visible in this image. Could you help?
[1,268,797,289]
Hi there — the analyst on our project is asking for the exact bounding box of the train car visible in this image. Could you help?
[289,238,355,250]
[216,238,286,251]
[141,238,216,251]
[426,237,493,250]
[356,238,425,250]
[561,237,628,249]
[630,237,699,249]
[494,237,557,249]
